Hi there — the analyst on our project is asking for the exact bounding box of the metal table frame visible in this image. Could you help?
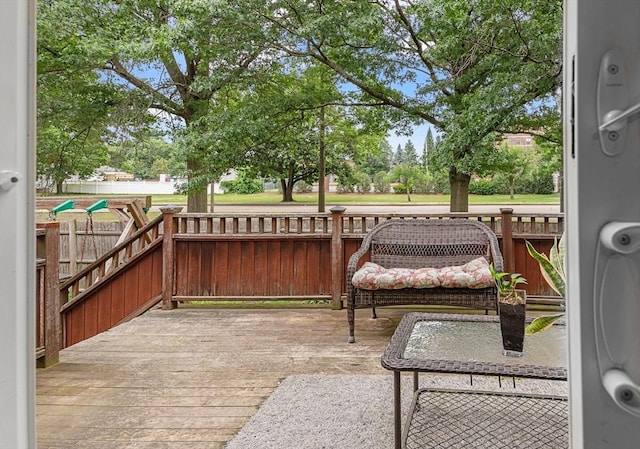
[381,313,567,449]
[402,387,568,448]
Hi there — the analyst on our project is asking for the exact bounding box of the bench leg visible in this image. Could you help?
[348,303,356,343]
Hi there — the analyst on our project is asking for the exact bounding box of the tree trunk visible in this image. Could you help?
[509,179,515,200]
[449,168,470,212]
[56,179,64,194]
[280,178,294,202]
[318,106,326,213]
[187,189,208,212]
[558,171,564,213]
[186,158,207,213]
[209,183,215,213]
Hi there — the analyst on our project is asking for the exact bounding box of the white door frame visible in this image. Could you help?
[565,0,640,446]
[0,1,36,448]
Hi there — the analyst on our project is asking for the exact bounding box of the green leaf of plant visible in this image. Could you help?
[525,240,565,297]
[549,235,566,281]
[525,314,564,334]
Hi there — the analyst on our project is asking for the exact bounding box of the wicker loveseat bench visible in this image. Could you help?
[346,219,504,343]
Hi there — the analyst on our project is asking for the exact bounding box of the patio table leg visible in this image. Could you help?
[394,370,401,449]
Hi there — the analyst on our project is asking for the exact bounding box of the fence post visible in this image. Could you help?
[330,206,346,309]
[37,222,61,368]
[500,208,514,273]
[161,206,183,310]
[68,219,77,275]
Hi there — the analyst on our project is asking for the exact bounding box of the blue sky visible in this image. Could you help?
[387,122,432,151]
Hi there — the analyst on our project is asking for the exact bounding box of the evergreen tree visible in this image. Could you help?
[423,128,435,171]
[403,141,419,167]
[393,144,404,166]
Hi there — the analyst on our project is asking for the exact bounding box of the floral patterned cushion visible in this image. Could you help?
[351,257,492,290]
[460,256,494,288]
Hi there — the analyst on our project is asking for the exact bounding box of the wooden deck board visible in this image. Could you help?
[36,307,408,448]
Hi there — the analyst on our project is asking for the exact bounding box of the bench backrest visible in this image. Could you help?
[368,219,500,269]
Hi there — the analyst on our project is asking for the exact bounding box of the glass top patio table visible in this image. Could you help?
[380,312,567,449]
[382,312,567,379]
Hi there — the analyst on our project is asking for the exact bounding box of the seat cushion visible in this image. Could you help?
[351,257,493,290]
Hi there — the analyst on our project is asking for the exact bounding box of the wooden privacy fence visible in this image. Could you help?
[58,220,125,276]
[160,206,564,310]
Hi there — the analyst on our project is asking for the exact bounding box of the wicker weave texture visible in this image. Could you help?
[347,219,504,342]
[404,388,568,449]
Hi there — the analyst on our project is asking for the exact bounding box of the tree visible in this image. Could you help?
[252,0,562,211]
[36,77,113,193]
[494,143,529,199]
[393,144,404,166]
[391,164,424,202]
[54,0,275,211]
[37,1,126,193]
[192,64,382,203]
[403,141,419,167]
[110,138,185,180]
[423,128,436,171]
[360,139,392,177]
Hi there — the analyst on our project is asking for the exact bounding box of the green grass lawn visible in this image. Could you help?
[150,191,560,205]
[36,191,559,222]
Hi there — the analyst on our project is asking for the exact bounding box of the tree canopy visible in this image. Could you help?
[37,0,562,211]
[248,0,562,210]
[41,0,276,210]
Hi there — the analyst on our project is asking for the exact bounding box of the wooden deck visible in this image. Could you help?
[36,306,415,449]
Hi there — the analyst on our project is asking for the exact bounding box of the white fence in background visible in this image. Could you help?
[63,180,224,195]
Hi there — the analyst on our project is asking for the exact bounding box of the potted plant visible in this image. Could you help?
[525,234,566,334]
[490,264,527,356]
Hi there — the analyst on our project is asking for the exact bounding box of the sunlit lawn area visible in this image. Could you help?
[150,191,561,205]
[36,191,560,222]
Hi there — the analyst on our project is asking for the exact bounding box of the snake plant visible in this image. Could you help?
[525,235,566,334]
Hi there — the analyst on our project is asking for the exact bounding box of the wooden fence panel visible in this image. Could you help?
[58,220,126,276]
[173,237,332,300]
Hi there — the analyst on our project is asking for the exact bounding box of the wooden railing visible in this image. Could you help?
[60,215,163,303]
[59,215,164,347]
[55,205,563,348]
[35,223,61,367]
[160,207,564,310]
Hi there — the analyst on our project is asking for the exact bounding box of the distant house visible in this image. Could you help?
[102,171,134,182]
[501,132,536,147]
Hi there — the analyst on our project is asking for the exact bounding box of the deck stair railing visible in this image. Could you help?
[59,215,163,303]
[59,215,164,348]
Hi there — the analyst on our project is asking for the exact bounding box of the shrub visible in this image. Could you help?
[337,169,371,193]
[220,170,264,194]
[430,170,450,194]
[336,174,356,193]
[413,172,435,194]
[294,180,313,193]
[393,183,407,194]
[518,172,555,194]
[469,178,497,195]
[355,172,372,193]
[372,171,391,193]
